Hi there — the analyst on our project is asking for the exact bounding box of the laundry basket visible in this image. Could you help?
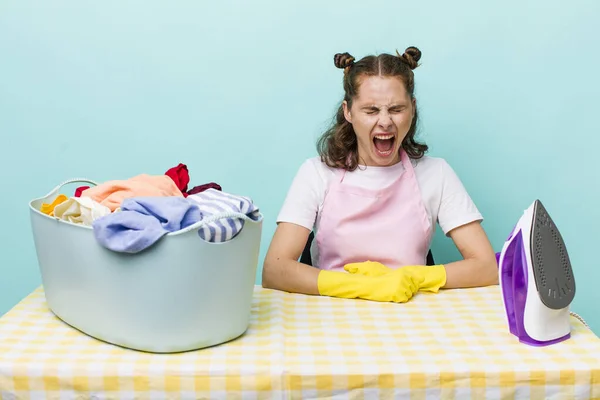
[28,178,263,353]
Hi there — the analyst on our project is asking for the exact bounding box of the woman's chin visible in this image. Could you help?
[360,148,401,167]
[372,147,401,165]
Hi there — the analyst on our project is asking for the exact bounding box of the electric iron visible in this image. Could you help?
[498,199,576,346]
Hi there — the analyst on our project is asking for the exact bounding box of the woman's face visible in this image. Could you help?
[343,76,415,167]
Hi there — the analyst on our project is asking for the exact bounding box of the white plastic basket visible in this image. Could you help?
[28,178,263,353]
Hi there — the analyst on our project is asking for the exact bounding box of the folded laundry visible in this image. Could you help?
[53,196,111,226]
[92,190,260,253]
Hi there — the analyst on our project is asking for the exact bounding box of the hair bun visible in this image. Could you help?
[397,46,421,69]
[334,52,355,70]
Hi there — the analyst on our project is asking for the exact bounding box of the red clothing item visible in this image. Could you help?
[74,186,90,197]
[165,163,190,197]
[188,182,222,195]
[165,162,222,196]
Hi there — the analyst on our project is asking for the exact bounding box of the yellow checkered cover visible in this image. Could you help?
[0,286,598,399]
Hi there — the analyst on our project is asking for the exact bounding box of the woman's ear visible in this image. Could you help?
[343,101,352,123]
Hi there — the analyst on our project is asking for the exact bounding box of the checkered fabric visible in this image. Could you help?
[0,286,598,399]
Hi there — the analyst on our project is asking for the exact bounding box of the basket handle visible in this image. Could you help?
[40,178,100,200]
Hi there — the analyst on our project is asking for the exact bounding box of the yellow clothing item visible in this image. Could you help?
[40,195,68,216]
[344,261,447,293]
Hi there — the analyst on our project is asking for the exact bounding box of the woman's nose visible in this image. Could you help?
[378,112,393,129]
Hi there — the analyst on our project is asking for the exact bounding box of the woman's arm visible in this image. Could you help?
[261,222,321,295]
[442,221,498,288]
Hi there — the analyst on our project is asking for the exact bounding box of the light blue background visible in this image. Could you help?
[1,0,599,334]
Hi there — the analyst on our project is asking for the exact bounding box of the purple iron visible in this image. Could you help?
[498,199,575,346]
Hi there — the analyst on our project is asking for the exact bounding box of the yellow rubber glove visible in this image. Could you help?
[317,268,418,303]
[344,261,447,293]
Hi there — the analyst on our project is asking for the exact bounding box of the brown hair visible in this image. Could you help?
[317,46,428,170]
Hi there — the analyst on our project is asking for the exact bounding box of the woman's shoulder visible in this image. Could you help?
[412,155,465,189]
[303,155,338,169]
[413,154,446,166]
[413,154,453,174]
[298,156,339,180]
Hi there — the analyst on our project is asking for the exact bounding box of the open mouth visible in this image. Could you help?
[373,134,396,157]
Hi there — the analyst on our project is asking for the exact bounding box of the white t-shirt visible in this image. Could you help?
[276,155,483,267]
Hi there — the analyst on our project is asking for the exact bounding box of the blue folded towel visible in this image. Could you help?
[92,189,260,253]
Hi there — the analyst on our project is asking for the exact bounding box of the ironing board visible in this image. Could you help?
[1,285,598,399]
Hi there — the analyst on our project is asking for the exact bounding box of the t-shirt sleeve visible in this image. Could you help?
[437,159,483,235]
[276,159,324,231]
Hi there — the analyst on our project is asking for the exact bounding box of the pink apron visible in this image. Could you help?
[315,149,432,271]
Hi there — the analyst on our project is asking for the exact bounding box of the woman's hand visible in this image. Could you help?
[344,260,447,293]
[317,265,419,303]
